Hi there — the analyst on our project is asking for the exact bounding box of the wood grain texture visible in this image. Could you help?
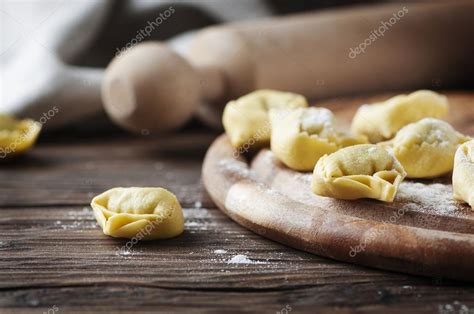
[2,204,474,313]
[202,92,474,281]
[0,132,216,208]
[2,92,474,313]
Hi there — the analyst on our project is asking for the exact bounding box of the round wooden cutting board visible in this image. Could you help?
[202,92,474,281]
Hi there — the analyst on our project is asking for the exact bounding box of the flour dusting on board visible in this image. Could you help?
[397,182,461,215]
[218,159,251,177]
[295,173,312,184]
[290,159,464,216]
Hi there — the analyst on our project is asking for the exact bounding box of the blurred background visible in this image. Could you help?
[1,0,473,136]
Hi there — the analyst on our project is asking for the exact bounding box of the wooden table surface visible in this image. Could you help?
[1,103,474,313]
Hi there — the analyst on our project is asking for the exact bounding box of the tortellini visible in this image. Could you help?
[351,90,448,143]
[384,118,470,178]
[270,107,367,171]
[0,114,41,159]
[222,90,308,150]
[312,144,406,202]
[453,140,474,208]
[91,187,184,240]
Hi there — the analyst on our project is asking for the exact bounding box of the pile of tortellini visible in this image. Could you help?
[223,90,473,207]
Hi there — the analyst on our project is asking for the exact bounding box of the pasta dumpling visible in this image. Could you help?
[222,90,308,150]
[91,187,184,240]
[351,90,448,143]
[453,140,474,209]
[312,144,406,202]
[0,114,41,159]
[270,107,367,171]
[385,118,470,178]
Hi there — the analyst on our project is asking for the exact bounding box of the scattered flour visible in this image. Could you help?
[67,207,92,219]
[228,254,253,264]
[184,207,217,231]
[300,107,335,135]
[218,159,250,177]
[295,172,312,184]
[227,254,264,264]
[397,182,460,215]
[185,207,213,219]
[214,249,227,254]
[54,219,97,230]
[185,221,211,230]
[261,150,275,163]
[116,249,134,258]
[186,221,200,227]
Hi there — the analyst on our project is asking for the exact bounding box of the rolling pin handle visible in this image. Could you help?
[102,42,227,134]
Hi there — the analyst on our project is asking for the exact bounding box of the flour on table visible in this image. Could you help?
[185,221,201,227]
[227,254,263,264]
[67,207,92,219]
[116,250,135,259]
[185,221,213,231]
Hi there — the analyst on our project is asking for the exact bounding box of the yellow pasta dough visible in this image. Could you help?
[222,90,308,150]
[270,107,367,171]
[452,140,474,208]
[385,118,470,178]
[312,144,406,202]
[0,114,41,159]
[91,187,184,240]
[351,90,448,143]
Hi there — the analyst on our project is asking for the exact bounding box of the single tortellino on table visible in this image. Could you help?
[453,140,474,209]
[270,107,367,171]
[312,144,407,202]
[0,114,42,159]
[383,118,470,178]
[222,89,308,150]
[351,90,448,143]
[91,187,184,240]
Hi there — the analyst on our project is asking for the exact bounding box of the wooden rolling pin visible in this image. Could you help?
[102,1,474,133]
